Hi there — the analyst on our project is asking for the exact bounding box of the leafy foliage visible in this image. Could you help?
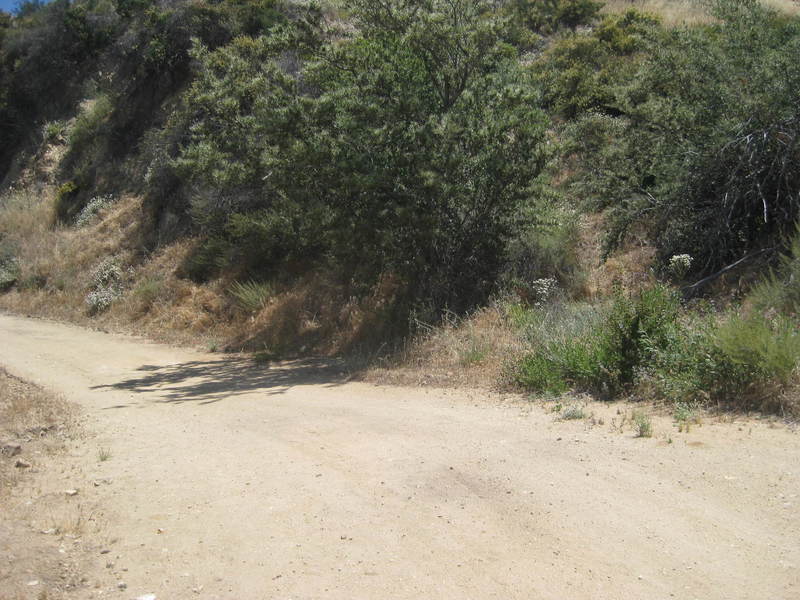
[517,285,682,396]
[507,0,603,35]
[546,0,800,276]
[0,0,118,177]
[173,0,551,320]
[0,237,19,291]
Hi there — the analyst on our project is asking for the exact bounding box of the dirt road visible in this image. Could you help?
[0,312,798,599]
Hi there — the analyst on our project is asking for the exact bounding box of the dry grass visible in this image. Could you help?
[0,368,76,495]
[601,0,714,26]
[601,0,800,26]
[366,302,526,388]
[0,369,91,600]
[0,187,234,345]
[0,185,410,356]
[575,213,656,299]
[0,369,74,443]
[0,185,654,391]
[225,272,407,357]
[758,0,800,17]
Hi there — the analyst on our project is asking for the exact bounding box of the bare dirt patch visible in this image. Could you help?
[0,369,97,599]
[0,313,799,599]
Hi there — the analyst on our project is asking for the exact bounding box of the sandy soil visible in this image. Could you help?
[0,312,798,600]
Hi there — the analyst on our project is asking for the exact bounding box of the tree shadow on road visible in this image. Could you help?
[91,357,350,405]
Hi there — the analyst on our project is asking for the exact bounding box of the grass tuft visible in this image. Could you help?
[633,410,653,438]
[561,404,586,420]
[229,280,274,314]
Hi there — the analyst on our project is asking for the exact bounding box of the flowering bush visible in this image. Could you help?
[85,287,120,312]
[85,257,122,313]
[530,278,559,306]
[75,194,116,227]
[668,254,692,280]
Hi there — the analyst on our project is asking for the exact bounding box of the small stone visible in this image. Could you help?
[40,528,56,535]
[2,443,22,456]
[15,459,31,468]
[65,489,78,496]
[117,581,127,590]
[100,549,110,554]
[27,580,39,586]
[135,594,157,600]
[156,528,164,534]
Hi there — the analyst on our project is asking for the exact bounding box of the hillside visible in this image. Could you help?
[1,0,800,416]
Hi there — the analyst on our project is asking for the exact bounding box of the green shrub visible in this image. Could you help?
[534,10,660,119]
[750,228,800,315]
[64,93,114,172]
[603,285,682,388]
[53,181,79,223]
[556,0,800,275]
[707,314,800,411]
[514,301,606,394]
[0,0,118,179]
[633,307,800,415]
[636,314,713,405]
[42,120,67,143]
[503,201,585,299]
[180,237,230,283]
[517,285,681,397]
[508,0,603,35]
[0,259,18,292]
[0,238,18,292]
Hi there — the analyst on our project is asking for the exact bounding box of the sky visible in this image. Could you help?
[1,0,50,15]
[1,0,21,14]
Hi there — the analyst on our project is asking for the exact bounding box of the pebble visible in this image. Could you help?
[117,582,127,590]
[2,443,22,456]
[64,489,79,496]
[135,595,157,600]
[15,459,31,469]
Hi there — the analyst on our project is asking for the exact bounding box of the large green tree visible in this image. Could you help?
[173,0,551,315]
